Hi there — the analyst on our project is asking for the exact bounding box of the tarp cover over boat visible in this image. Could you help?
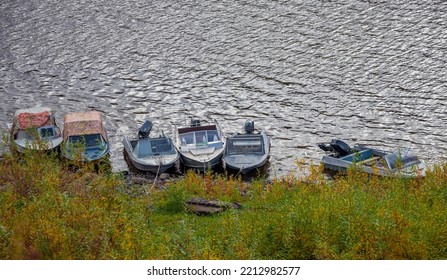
[63,111,107,141]
[11,107,55,135]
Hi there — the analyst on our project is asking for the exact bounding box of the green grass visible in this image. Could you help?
[0,145,447,260]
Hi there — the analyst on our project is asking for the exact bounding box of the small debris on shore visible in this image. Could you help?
[186,197,242,215]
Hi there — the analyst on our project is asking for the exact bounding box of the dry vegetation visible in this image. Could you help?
[1,143,446,260]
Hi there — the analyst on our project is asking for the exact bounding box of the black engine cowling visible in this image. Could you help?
[330,139,351,157]
[244,120,255,134]
[138,120,153,139]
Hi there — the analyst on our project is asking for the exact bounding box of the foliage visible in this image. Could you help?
[0,149,446,260]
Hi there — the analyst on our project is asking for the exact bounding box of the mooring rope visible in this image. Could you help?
[235,165,244,177]
[147,156,162,194]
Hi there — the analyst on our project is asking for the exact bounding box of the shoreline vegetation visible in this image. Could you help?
[1,145,446,260]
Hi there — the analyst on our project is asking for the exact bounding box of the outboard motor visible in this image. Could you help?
[138,120,153,139]
[318,142,334,152]
[244,120,255,134]
[190,118,201,127]
[330,139,351,157]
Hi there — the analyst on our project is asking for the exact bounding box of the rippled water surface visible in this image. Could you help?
[1,0,446,176]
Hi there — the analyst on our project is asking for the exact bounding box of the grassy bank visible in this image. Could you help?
[0,148,446,260]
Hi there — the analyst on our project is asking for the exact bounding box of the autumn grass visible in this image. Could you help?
[0,146,447,260]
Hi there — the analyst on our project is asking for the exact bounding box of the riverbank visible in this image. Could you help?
[0,149,446,260]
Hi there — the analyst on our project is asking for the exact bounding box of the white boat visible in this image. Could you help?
[223,120,270,174]
[174,118,226,171]
[61,111,110,162]
[10,107,63,153]
[123,120,179,174]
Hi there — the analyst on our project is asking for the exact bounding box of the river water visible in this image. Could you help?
[1,0,446,177]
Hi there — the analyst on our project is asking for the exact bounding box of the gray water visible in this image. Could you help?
[1,0,446,176]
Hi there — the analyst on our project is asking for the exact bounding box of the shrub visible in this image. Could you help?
[0,146,446,259]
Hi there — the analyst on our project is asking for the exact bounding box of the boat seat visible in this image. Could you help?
[190,147,215,156]
[361,155,381,165]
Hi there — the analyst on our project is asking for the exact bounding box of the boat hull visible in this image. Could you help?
[12,138,63,154]
[125,154,178,173]
[223,154,269,174]
[61,144,110,162]
[179,149,224,170]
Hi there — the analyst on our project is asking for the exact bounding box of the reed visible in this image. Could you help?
[0,146,446,260]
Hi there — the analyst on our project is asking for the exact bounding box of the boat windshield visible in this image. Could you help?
[39,127,54,138]
[151,138,173,153]
[68,134,105,148]
[16,130,36,141]
[16,126,61,141]
[180,130,220,146]
[227,136,264,155]
[385,148,421,170]
[38,127,61,139]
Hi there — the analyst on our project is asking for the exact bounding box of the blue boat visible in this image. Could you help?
[61,111,110,162]
[317,139,426,178]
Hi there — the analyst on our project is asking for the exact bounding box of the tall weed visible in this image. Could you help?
[0,148,446,259]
